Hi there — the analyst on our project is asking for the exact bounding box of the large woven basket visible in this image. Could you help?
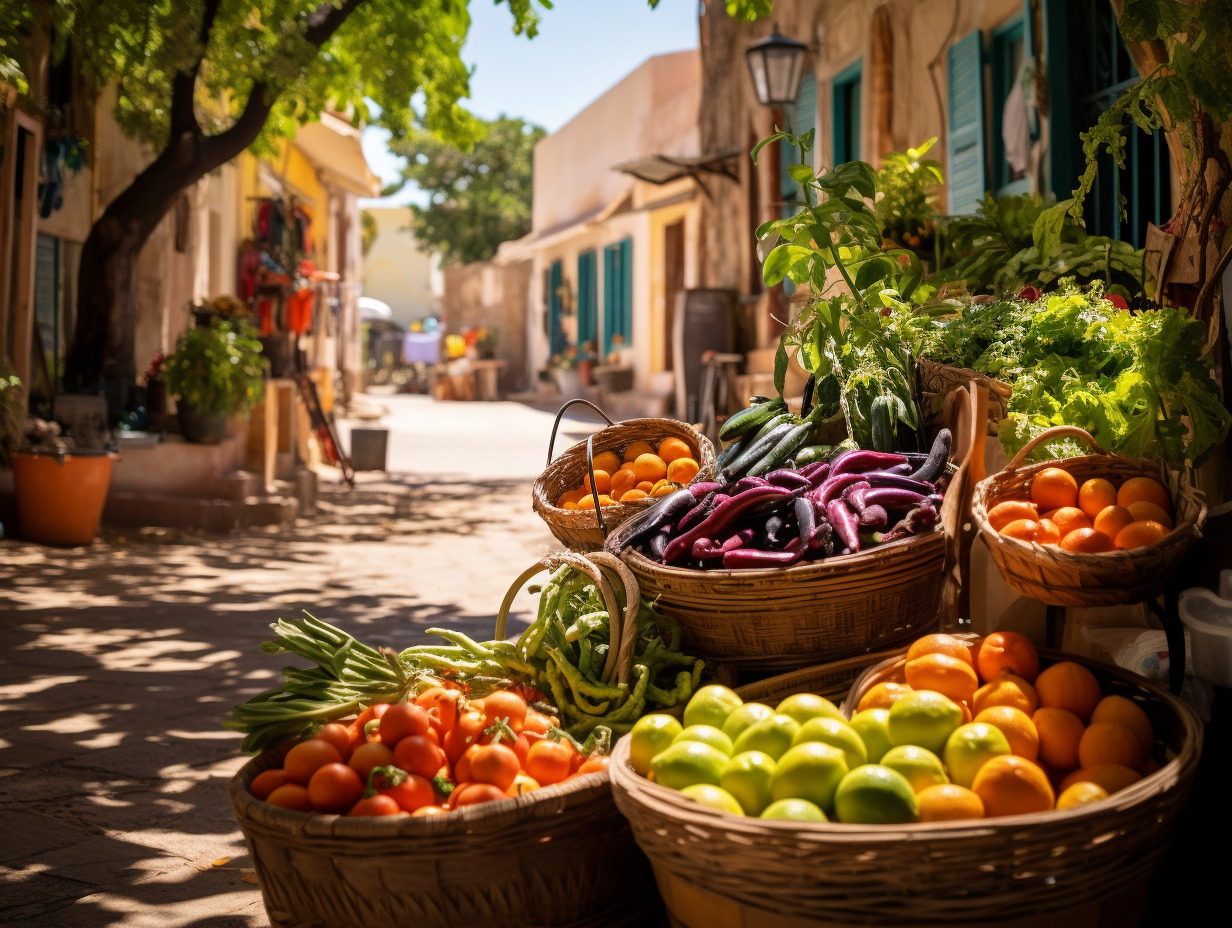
[918,357,1012,436]
[610,647,1203,928]
[532,399,716,552]
[231,742,658,928]
[972,425,1208,607]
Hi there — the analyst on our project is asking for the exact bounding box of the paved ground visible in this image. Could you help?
[0,395,599,927]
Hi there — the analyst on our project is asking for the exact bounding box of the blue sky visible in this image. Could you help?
[359,0,699,207]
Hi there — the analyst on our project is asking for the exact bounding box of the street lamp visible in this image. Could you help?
[745,26,809,108]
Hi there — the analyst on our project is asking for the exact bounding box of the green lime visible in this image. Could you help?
[943,722,1012,788]
[650,741,729,790]
[792,717,868,771]
[768,742,849,814]
[887,690,964,755]
[721,702,774,742]
[732,713,801,761]
[760,798,828,822]
[833,765,920,824]
[720,750,776,816]
[680,783,745,816]
[776,692,845,726]
[673,724,734,756]
[850,708,894,764]
[629,714,683,776]
[881,745,949,793]
[683,685,744,730]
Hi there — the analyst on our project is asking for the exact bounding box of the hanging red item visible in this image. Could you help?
[286,288,315,336]
[257,299,274,336]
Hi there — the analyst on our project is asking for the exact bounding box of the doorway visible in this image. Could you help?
[663,220,685,372]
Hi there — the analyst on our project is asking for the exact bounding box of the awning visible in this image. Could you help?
[293,112,382,197]
[614,151,741,186]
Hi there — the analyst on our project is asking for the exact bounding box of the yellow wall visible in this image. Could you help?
[236,140,328,267]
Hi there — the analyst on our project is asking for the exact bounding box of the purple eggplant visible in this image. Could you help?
[604,488,694,553]
[858,504,889,531]
[813,472,869,507]
[862,487,928,512]
[793,496,816,548]
[909,429,951,482]
[677,493,717,533]
[799,461,830,482]
[721,547,804,569]
[808,520,835,555]
[906,501,939,533]
[843,480,873,511]
[830,450,908,477]
[866,473,936,494]
[689,481,724,498]
[764,515,786,546]
[765,469,812,491]
[648,531,670,559]
[826,499,861,553]
[662,485,793,564]
[692,533,746,560]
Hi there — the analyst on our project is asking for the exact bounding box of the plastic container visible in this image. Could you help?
[1179,570,1232,688]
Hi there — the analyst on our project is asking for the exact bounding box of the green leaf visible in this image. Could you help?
[788,162,816,186]
[750,131,787,163]
[762,244,813,286]
[773,341,789,398]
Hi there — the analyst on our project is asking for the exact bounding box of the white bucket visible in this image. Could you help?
[1179,570,1232,689]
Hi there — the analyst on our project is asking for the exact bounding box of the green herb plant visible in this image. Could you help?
[752,128,926,452]
[163,318,265,418]
[0,364,23,467]
[873,137,943,250]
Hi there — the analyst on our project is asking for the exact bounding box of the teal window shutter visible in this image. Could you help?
[832,60,863,166]
[548,259,565,355]
[576,251,598,349]
[946,31,986,215]
[780,73,817,211]
[603,239,633,354]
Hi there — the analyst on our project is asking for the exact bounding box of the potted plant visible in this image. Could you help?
[549,347,582,397]
[163,318,265,443]
[873,138,943,268]
[577,340,597,387]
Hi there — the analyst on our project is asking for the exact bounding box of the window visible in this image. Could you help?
[603,239,632,354]
[832,61,862,166]
[946,31,987,215]
[780,72,818,215]
[576,250,598,350]
[990,17,1031,196]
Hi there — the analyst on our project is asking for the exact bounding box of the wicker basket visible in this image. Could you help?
[232,743,658,928]
[972,425,1208,607]
[532,399,716,552]
[610,648,1203,928]
[918,357,1012,436]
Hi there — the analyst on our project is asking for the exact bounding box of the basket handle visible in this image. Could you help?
[1005,426,1106,471]
[493,552,638,685]
[585,434,608,539]
[545,399,616,466]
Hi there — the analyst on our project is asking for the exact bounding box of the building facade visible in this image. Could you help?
[361,207,441,330]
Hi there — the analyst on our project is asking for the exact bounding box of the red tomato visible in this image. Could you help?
[349,742,394,783]
[481,691,528,733]
[415,688,457,733]
[576,755,611,775]
[380,773,435,813]
[511,733,530,766]
[453,743,480,783]
[315,722,355,761]
[283,739,343,785]
[506,773,540,798]
[411,805,446,817]
[265,783,311,811]
[391,735,447,780]
[250,768,292,800]
[469,742,520,791]
[378,703,431,746]
[443,710,487,763]
[525,741,573,786]
[347,794,406,817]
[308,762,365,814]
[450,782,508,808]
[357,703,391,728]
[523,711,554,738]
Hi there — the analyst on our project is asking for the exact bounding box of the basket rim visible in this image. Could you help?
[230,741,611,838]
[611,647,1204,836]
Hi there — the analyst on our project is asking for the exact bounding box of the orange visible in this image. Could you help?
[1078,723,1144,771]
[582,469,612,496]
[657,437,694,464]
[971,755,1055,817]
[906,634,977,670]
[610,468,638,499]
[1090,695,1155,756]
[1092,505,1135,541]
[1055,781,1109,810]
[1059,763,1141,795]
[560,501,579,510]
[651,482,680,498]
[997,519,1046,542]
[636,481,655,493]
[1058,527,1115,553]
[1036,519,1062,545]
[987,500,1040,532]
[904,652,980,704]
[1033,707,1085,771]
[1045,507,1092,538]
[857,681,914,712]
[1114,520,1169,550]
[623,440,654,462]
[592,451,622,476]
[974,706,1040,762]
[976,631,1040,683]
[1077,478,1117,520]
[1035,661,1102,722]
[597,495,617,507]
[632,453,667,483]
[1030,467,1079,511]
[1126,500,1173,528]
[972,672,1038,716]
[1116,476,1170,512]
[619,488,649,502]
[557,488,584,508]
[916,783,985,822]
[666,457,700,484]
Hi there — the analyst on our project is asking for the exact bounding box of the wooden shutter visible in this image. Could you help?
[548,259,564,355]
[576,251,597,348]
[946,31,986,215]
[603,239,633,354]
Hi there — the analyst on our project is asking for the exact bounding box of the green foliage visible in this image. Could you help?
[163,319,265,418]
[387,115,546,266]
[754,130,925,451]
[0,363,23,467]
[873,138,943,246]
[360,210,377,257]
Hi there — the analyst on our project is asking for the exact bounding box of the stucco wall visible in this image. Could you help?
[361,207,438,327]
[442,259,533,393]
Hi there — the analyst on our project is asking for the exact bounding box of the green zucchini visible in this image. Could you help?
[718,397,787,442]
[720,416,795,480]
[870,395,897,452]
[792,444,833,466]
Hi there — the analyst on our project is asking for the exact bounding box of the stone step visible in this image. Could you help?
[103,491,299,534]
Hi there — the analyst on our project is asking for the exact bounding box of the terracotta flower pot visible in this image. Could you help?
[12,451,116,546]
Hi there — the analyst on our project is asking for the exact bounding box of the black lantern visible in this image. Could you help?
[745,25,809,108]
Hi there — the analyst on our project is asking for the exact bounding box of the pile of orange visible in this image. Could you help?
[989,469,1174,553]
[556,437,700,510]
[855,631,1159,819]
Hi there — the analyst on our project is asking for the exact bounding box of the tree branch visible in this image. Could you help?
[304,0,368,47]
[169,0,225,138]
